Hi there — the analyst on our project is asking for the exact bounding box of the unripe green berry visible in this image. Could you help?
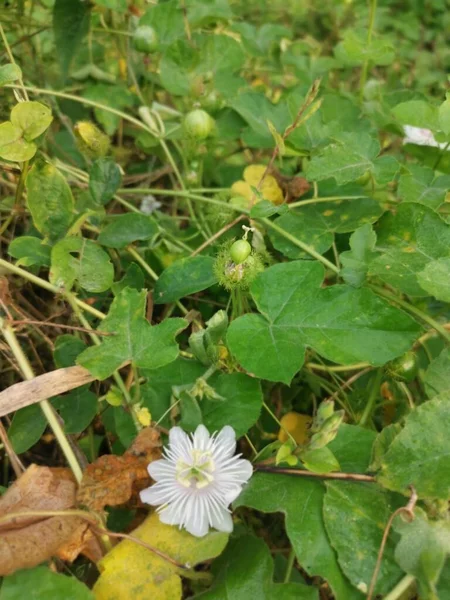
[230,239,251,265]
[133,26,159,54]
[184,109,215,140]
[386,351,419,382]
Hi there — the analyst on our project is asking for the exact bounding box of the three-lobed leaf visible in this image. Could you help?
[77,287,187,379]
[227,261,421,384]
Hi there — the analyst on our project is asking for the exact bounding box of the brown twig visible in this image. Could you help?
[255,464,376,483]
[11,319,115,336]
[190,214,246,257]
[367,486,418,600]
[250,78,321,207]
[0,419,25,477]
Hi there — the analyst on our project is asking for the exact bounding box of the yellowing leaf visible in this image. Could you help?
[93,512,229,600]
[278,412,312,445]
[230,164,284,206]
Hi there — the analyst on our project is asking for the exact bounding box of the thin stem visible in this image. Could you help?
[383,575,416,600]
[262,218,340,273]
[370,284,450,343]
[359,368,383,426]
[255,464,376,482]
[191,214,246,257]
[283,548,296,583]
[263,401,297,447]
[1,320,83,482]
[14,160,29,208]
[288,195,366,208]
[0,23,29,100]
[307,361,370,372]
[359,0,378,100]
[0,258,105,320]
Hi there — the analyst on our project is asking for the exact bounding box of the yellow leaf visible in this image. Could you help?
[278,412,312,445]
[93,512,228,600]
[230,164,284,207]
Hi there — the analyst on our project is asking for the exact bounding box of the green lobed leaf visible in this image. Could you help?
[417,258,450,302]
[53,388,98,434]
[50,236,114,293]
[304,133,380,185]
[424,348,450,398]
[194,534,318,599]
[140,0,184,46]
[369,202,450,296]
[153,256,218,304]
[235,425,374,600]
[89,159,122,205]
[392,100,440,131]
[0,63,22,87]
[8,405,47,454]
[340,224,377,287]
[8,236,51,267]
[77,287,187,380]
[10,101,53,141]
[0,121,36,162]
[227,261,421,384]
[394,507,450,599]
[269,199,382,259]
[0,566,94,600]
[53,0,91,79]
[334,30,395,66]
[26,160,74,241]
[398,165,450,210]
[377,397,450,499]
[140,358,263,437]
[98,213,158,248]
[323,482,403,596]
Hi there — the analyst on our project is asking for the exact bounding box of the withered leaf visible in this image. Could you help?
[77,427,161,511]
[0,465,93,576]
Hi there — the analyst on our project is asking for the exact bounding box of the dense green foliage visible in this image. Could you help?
[1,0,450,598]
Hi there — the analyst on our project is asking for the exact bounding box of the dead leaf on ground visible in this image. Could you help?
[77,427,161,511]
[0,465,101,576]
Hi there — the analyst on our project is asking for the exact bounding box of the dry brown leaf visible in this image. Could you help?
[0,365,96,417]
[77,427,161,511]
[0,465,89,576]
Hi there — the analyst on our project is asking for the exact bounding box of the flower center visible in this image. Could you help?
[176,449,215,489]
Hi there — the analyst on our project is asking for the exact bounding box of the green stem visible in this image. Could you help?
[1,320,83,482]
[307,362,370,372]
[359,368,382,426]
[262,218,340,274]
[370,284,450,343]
[383,575,415,600]
[0,258,105,320]
[359,0,377,100]
[263,401,297,447]
[14,160,29,208]
[0,23,29,100]
[289,195,366,208]
[283,548,296,583]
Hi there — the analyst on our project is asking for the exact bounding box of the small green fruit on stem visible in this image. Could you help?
[386,351,418,382]
[184,109,215,140]
[230,239,251,265]
[133,25,159,53]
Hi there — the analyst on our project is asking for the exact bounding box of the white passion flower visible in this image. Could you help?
[403,125,449,150]
[140,424,253,537]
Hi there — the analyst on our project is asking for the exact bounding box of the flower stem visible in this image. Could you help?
[370,284,450,343]
[0,319,83,482]
[283,548,296,583]
[262,218,340,274]
[359,368,383,426]
[383,575,416,600]
[359,0,378,101]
